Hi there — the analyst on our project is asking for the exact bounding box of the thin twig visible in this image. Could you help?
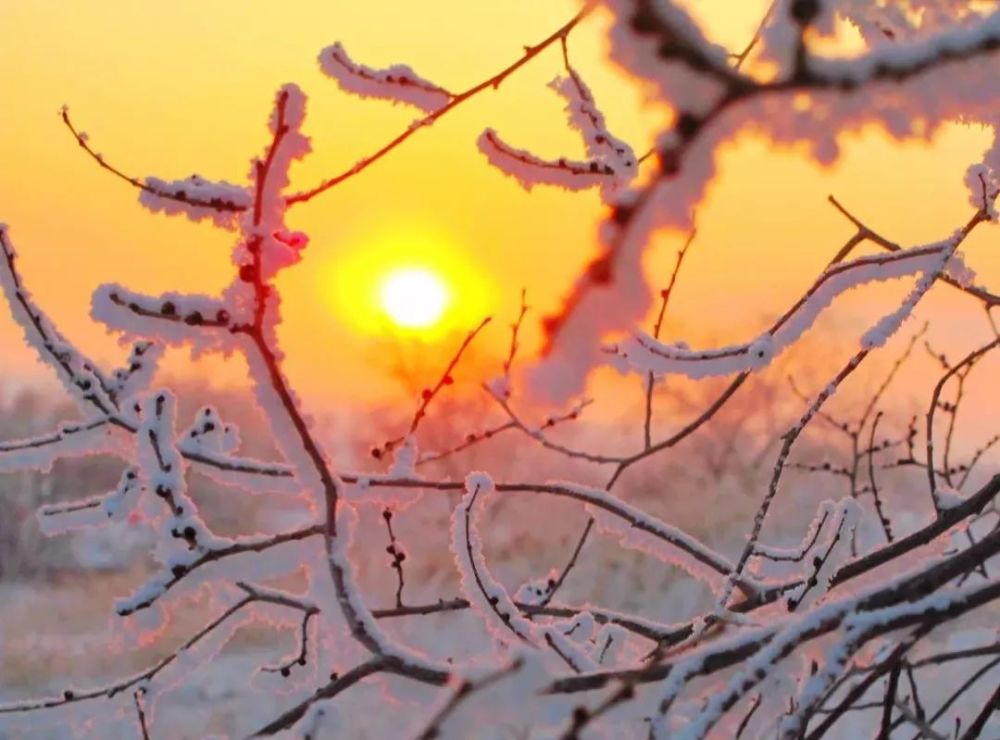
[382,508,407,608]
[868,412,894,543]
[538,517,595,608]
[133,690,150,740]
[288,4,598,205]
[644,229,697,449]
[410,317,491,435]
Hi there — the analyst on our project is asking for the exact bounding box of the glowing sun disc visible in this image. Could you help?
[378,267,450,329]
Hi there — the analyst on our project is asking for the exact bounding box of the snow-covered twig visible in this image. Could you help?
[289,4,597,205]
[926,337,1000,511]
[319,42,452,112]
[0,583,315,716]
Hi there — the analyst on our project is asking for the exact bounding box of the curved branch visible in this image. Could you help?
[287,4,597,205]
[61,107,249,214]
[252,657,390,736]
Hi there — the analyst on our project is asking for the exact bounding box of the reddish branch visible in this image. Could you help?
[643,229,697,449]
[503,288,529,378]
[410,317,491,435]
[60,6,598,212]
[373,316,491,460]
[60,107,247,213]
[542,5,1000,350]
[288,4,597,204]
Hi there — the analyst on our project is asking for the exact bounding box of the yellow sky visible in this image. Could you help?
[0,0,997,413]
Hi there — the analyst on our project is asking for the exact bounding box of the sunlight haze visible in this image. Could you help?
[0,0,995,409]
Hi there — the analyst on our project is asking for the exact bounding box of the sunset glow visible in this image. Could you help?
[0,0,996,406]
[5,2,1000,736]
[319,222,492,345]
[378,267,450,329]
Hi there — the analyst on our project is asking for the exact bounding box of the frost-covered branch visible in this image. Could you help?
[539,1,1000,401]
[925,337,1000,511]
[290,4,597,205]
[319,42,453,112]
[643,229,697,449]
[0,582,313,716]
[0,226,117,415]
[6,3,1000,736]
[60,107,251,222]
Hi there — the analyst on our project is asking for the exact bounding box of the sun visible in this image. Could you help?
[378,267,450,329]
[320,222,491,339]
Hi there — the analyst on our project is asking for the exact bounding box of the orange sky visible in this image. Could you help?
[1,0,997,416]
